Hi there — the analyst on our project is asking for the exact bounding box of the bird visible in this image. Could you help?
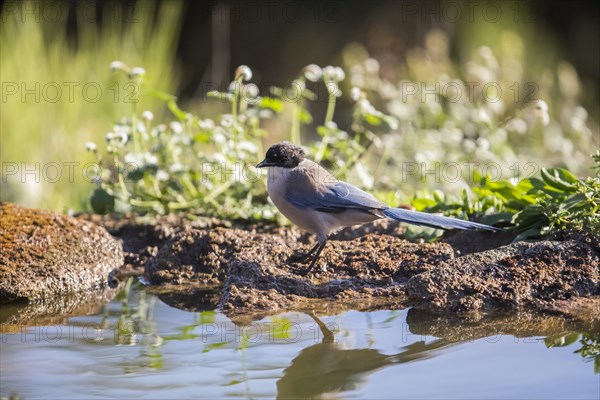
[256,142,500,274]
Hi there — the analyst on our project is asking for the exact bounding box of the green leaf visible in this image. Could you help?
[203,341,228,353]
[481,212,514,226]
[544,333,581,348]
[299,109,313,124]
[90,188,115,214]
[260,97,284,112]
[512,227,542,242]
[364,114,383,126]
[411,197,437,210]
[168,99,187,120]
[541,168,578,192]
[200,310,216,324]
[126,167,145,182]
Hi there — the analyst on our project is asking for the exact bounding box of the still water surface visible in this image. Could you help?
[1,280,598,399]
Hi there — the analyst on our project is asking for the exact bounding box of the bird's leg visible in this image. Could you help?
[301,242,321,262]
[301,240,327,275]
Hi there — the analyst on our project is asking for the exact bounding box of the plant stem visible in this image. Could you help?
[291,102,301,145]
[324,92,336,125]
[315,86,338,163]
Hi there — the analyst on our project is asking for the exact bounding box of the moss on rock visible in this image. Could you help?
[0,203,123,302]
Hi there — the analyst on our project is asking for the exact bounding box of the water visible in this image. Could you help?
[1,280,598,399]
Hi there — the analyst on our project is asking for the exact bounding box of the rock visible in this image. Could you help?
[109,214,598,321]
[407,240,600,314]
[144,227,453,320]
[442,229,516,255]
[80,212,223,273]
[0,203,123,302]
[144,227,292,285]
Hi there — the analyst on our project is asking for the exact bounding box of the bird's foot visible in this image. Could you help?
[297,263,327,276]
[289,243,320,263]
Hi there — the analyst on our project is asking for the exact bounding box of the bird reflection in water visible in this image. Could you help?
[276,313,453,399]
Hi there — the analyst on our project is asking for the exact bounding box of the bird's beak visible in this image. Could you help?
[256,159,269,168]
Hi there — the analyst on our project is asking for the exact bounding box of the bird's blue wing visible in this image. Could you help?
[287,180,385,212]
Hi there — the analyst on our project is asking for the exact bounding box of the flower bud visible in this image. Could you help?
[235,65,253,81]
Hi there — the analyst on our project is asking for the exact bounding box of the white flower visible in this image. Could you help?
[141,111,154,121]
[350,87,362,101]
[198,119,215,130]
[114,131,128,145]
[365,58,380,73]
[220,115,234,127]
[169,162,185,173]
[358,98,375,114]
[237,141,257,153]
[213,153,226,163]
[524,99,550,127]
[105,132,114,141]
[476,137,490,151]
[323,66,345,82]
[110,60,129,72]
[85,142,97,152]
[506,118,527,134]
[228,80,242,93]
[235,65,253,81]
[156,170,169,181]
[145,153,158,166]
[114,124,131,135]
[259,109,273,119]
[169,121,183,134]
[333,67,345,82]
[244,83,260,99]
[325,121,338,130]
[213,130,226,144]
[303,64,322,82]
[124,153,143,166]
[130,67,146,77]
[322,66,336,81]
[136,121,146,134]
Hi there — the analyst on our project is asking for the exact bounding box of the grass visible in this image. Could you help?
[0,1,184,211]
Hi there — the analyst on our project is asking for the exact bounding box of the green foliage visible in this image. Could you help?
[90,58,599,239]
[340,31,598,198]
[411,157,600,239]
[546,332,600,374]
[90,63,395,220]
[89,64,274,219]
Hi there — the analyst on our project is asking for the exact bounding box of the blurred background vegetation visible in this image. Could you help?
[1,1,598,224]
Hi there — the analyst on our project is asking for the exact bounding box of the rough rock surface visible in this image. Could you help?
[407,240,600,313]
[0,203,123,302]
[140,225,599,321]
[79,213,226,273]
[143,227,449,317]
[78,213,599,321]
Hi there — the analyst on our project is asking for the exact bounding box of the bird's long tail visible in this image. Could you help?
[382,208,500,231]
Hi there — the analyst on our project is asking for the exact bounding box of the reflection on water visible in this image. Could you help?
[277,313,453,399]
[1,278,598,399]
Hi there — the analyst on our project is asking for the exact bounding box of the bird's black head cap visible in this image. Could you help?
[257,142,305,168]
